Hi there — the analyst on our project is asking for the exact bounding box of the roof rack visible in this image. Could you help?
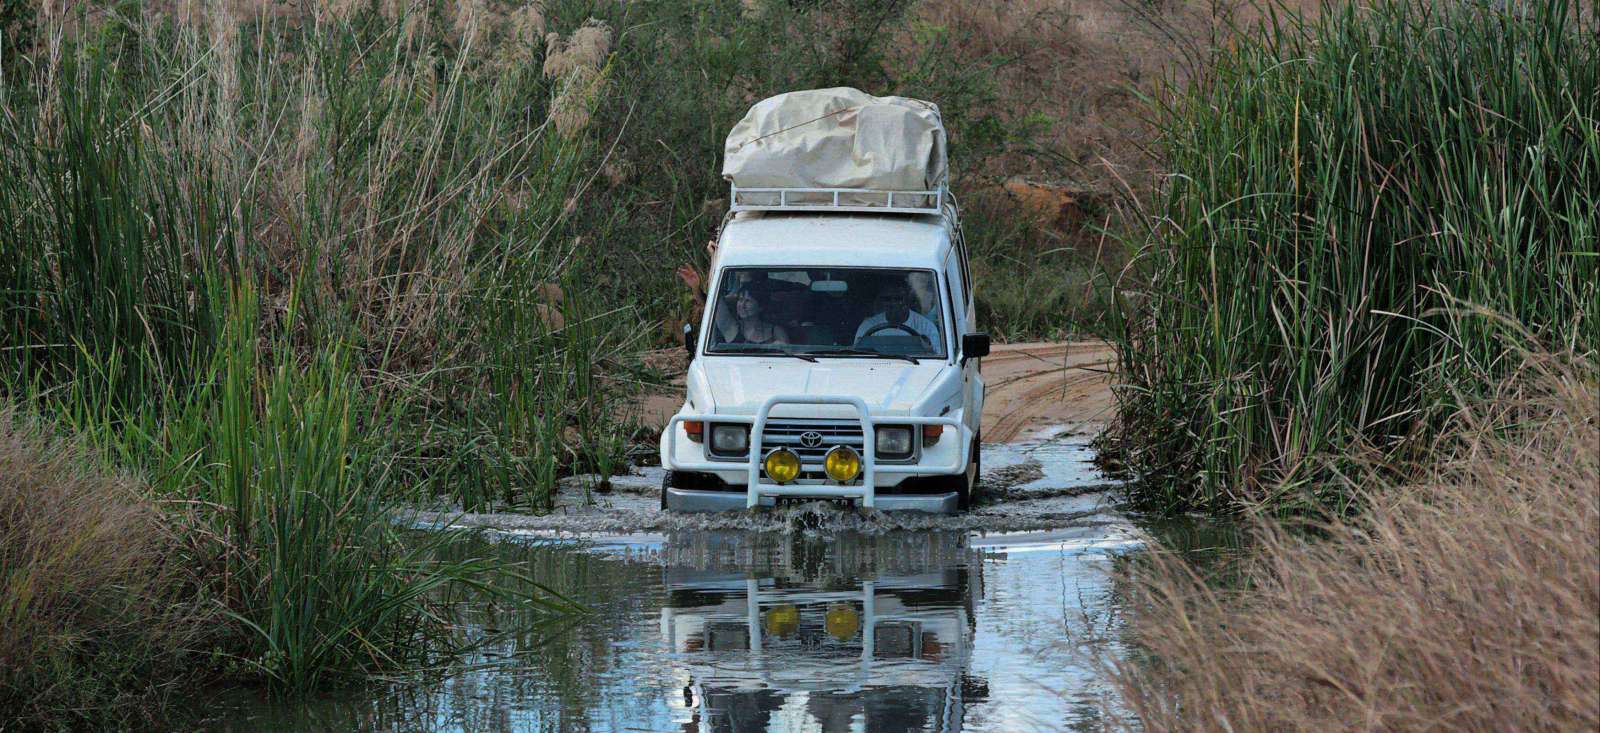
[729,183,948,215]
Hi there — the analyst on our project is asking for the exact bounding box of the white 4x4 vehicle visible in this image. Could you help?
[659,89,989,514]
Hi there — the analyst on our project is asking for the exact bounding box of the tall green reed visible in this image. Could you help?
[0,42,226,405]
[1109,0,1599,513]
[1,3,599,699]
[53,283,576,692]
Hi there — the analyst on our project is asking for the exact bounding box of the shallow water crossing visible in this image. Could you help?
[211,435,1152,732]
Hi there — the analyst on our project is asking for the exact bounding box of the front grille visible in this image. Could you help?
[760,419,865,463]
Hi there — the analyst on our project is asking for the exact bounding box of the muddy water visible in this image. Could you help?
[203,433,1171,732]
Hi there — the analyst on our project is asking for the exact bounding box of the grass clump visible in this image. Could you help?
[1109,0,1599,512]
[0,409,215,730]
[135,290,527,692]
[1108,353,1600,731]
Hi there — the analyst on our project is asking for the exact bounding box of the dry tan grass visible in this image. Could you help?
[0,410,216,728]
[907,0,1214,191]
[543,18,612,137]
[905,0,1325,245]
[1109,354,1600,732]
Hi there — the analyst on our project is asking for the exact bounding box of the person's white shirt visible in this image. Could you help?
[854,311,941,348]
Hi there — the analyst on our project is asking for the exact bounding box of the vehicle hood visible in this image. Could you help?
[694,358,954,417]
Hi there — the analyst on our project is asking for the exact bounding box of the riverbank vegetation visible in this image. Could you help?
[1110,353,1599,731]
[0,3,613,727]
[1103,2,1600,729]
[1107,0,1598,513]
[3,286,579,730]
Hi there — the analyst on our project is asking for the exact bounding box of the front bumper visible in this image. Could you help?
[662,394,970,512]
[664,487,961,514]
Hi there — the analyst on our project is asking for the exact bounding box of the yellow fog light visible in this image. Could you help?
[762,448,801,484]
[763,604,800,637]
[823,445,861,483]
[824,602,860,641]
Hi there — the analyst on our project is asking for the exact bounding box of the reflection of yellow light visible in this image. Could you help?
[763,449,800,483]
[824,602,860,640]
[823,446,861,483]
[763,604,799,637]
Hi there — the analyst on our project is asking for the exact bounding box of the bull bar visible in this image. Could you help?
[664,395,969,509]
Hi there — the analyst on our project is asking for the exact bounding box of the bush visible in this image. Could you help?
[1109,0,1599,512]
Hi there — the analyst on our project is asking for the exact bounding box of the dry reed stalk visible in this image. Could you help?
[1108,354,1600,732]
[502,2,546,65]
[543,19,612,138]
[451,0,485,46]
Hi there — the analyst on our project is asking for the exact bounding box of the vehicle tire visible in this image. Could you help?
[961,433,981,510]
[659,471,670,511]
[972,432,982,486]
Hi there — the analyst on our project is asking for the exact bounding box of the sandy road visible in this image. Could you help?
[633,340,1115,443]
[976,341,1115,442]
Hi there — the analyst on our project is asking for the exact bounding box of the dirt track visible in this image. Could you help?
[975,341,1115,442]
[634,341,1115,443]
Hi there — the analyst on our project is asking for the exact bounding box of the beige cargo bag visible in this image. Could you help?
[722,87,947,210]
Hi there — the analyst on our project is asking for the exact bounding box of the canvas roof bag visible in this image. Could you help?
[723,87,946,206]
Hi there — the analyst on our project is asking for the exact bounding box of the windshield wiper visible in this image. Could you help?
[804,348,921,364]
[714,346,817,362]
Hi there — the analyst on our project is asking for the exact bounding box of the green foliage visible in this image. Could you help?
[0,0,35,64]
[1109,0,1600,513]
[963,193,1115,341]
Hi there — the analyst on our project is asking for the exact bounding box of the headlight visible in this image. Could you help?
[762,449,801,483]
[875,426,913,458]
[709,424,749,456]
[825,602,860,641]
[824,445,861,482]
[763,604,800,637]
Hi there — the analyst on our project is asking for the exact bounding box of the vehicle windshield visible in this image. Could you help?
[705,267,947,359]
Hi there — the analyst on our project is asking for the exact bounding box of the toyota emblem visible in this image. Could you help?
[798,431,824,448]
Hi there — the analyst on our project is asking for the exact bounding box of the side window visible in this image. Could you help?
[944,255,964,334]
[954,229,972,306]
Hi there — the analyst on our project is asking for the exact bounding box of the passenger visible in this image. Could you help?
[907,271,940,322]
[717,285,789,345]
[675,239,721,331]
[854,280,940,347]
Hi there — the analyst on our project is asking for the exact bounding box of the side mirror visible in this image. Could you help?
[961,332,990,364]
[683,323,696,357]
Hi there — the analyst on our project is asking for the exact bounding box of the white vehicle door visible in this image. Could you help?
[944,248,983,440]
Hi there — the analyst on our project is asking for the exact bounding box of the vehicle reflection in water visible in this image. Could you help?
[194,522,1146,733]
[659,531,984,732]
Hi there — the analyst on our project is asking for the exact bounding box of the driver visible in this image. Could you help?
[854,279,940,347]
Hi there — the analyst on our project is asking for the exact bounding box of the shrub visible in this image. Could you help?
[1108,0,1599,512]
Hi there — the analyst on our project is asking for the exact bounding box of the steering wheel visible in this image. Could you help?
[857,321,932,348]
